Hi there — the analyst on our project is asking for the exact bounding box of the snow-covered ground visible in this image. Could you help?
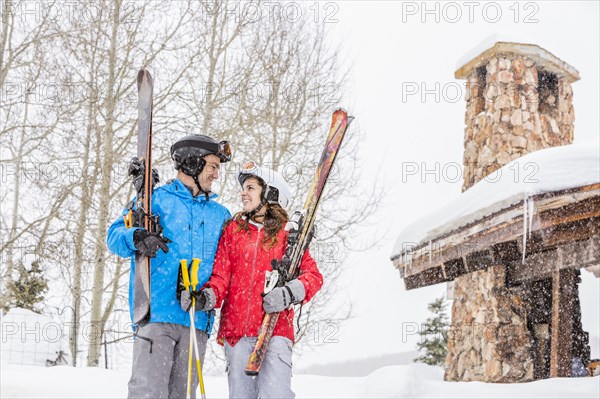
[1,362,598,398]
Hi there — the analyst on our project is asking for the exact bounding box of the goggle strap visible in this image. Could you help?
[172,139,231,162]
[171,140,218,153]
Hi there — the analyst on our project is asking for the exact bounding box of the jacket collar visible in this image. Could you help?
[248,219,264,230]
[166,178,219,201]
[233,216,262,232]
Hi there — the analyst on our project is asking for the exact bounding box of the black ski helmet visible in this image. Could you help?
[170,134,232,177]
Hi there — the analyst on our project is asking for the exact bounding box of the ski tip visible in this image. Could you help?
[137,69,153,86]
[333,107,354,120]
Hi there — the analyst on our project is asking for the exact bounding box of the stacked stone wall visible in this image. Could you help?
[446,51,575,383]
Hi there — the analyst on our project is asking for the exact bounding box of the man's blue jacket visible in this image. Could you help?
[107,178,230,332]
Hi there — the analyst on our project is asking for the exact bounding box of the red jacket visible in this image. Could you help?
[207,218,323,347]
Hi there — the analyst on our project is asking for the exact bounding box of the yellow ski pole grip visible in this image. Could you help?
[190,258,200,290]
[180,259,190,290]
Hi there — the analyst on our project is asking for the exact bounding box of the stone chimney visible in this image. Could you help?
[445,42,580,382]
[457,42,580,189]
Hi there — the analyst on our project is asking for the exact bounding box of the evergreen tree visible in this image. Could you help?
[1,261,49,313]
[415,296,450,367]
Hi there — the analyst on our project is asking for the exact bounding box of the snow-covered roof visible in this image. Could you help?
[455,41,580,83]
[391,142,600,260]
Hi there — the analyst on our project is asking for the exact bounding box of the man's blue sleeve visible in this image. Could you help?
[106,206,138,259]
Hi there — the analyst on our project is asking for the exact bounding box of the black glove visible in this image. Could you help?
[133,229,171,258]
[129,157,160,192]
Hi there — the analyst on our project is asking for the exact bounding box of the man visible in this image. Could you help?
[107,134,232,399]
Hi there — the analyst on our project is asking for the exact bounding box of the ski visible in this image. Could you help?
[244,108,354,375]
[132,69,154,323]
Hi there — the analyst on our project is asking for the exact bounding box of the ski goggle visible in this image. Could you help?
[240,160,259,174]
[216,140,232,163]
[238,161,265,187]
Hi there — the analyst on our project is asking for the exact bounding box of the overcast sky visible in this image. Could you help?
[299,1,600,366]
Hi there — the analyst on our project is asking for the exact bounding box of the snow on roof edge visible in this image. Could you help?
[391,142,600,260]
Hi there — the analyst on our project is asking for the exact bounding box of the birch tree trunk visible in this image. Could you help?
[86,0,121,367]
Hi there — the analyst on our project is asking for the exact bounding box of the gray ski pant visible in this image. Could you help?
[128,321,208,399]
[224,336,294,399]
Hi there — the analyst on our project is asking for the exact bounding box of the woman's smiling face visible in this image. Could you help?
[241,177,263,213]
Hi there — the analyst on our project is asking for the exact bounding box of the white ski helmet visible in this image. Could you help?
[238,161,292,209]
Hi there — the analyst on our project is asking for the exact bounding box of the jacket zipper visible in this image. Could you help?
[190,196,202,330]
[243,227,262,336]
[197,199,210,332]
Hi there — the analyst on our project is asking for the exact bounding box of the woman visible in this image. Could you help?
[187,161,323,398]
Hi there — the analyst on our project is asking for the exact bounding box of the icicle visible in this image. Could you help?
[429,240,433,264]
[522,198,528,264]
[528,196,535,238]
[404,251,413,279]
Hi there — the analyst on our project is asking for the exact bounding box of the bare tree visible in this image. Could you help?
[60,0,209,366]
[0,0,74,309]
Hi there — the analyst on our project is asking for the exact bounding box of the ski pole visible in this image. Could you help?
[189,258,207,399]
[180,259,194,399]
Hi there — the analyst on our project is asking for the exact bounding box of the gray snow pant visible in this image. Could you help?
[224,336,294,399]
[128,321,208,399]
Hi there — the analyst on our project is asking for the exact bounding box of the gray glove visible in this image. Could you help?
[262,279,305,314]
[180,288,216,312]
